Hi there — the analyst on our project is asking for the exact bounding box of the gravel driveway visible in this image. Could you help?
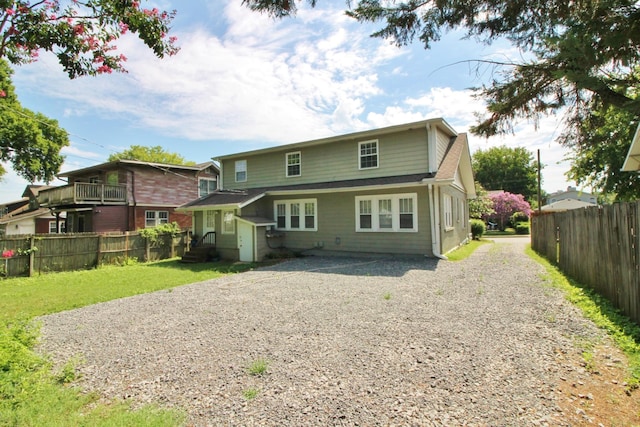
[38,237,603,426]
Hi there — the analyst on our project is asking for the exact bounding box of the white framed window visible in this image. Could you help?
[359,140,379,169]
[235,160,247,182]
[286,151,301,177]
[443,194,453,229]
[48,221,66,234]
[145,210,169,228]
[222,210,235,234]
[274,199,317,231]
[198,178,217,197]
[355,193,417,232]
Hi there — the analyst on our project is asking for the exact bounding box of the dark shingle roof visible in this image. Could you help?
[179,173,435,209]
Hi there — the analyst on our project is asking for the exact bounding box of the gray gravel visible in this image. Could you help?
[37,237,604,426]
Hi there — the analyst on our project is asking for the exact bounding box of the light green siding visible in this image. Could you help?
[222,128,431,189]
[440,185,470,254]
[258,186,433,256]
[436,131,452,167]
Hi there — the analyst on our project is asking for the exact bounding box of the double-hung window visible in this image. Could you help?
[199,178,217,197]
[145,210,169,228]
[274,199,317,231]
[359,140,379,169]
[235,160,247,182]
[286,152,301,177]
[355,193,417,232]
[443,194,453,229]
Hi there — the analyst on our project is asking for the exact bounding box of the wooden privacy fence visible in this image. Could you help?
[0,231,188,278]
[531,201,640,325]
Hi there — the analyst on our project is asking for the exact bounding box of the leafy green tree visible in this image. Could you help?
[565,105,640,201]
[0,0,178,77]
[0,59,68,181]
[472,146,539,201]
[468,182,494,219]
[108,145,195,165]
[245,0,640,140]
[0,1,178,182]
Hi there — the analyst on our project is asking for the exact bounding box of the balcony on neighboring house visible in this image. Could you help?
[39,183,128,207]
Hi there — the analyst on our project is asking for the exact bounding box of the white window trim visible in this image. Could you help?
[358,140,379,170]
[145,210,169,228]
[355,193,418,232]
[443,194,453,230]
[198,177,217,197]
[286,151,301,178]
[49,220,65,234]
[235,160,247,183]
[222,210,236,234]
[273,199,317,231]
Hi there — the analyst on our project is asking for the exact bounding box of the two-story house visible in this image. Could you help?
[38,160,219,233]
[178,118,475,261]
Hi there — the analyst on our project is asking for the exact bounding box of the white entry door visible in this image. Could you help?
[238,221,254,262]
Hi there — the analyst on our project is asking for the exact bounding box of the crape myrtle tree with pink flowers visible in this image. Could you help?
[0,0,178,181]
[485,191,532,232]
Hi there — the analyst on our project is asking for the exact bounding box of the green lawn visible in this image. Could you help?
[446,239,491,261]
[0,259,257,427]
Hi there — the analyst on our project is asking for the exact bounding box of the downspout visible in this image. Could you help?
[428,183,447,260]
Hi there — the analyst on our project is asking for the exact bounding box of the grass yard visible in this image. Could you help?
[446,239,491,261]
[0,259,257,427]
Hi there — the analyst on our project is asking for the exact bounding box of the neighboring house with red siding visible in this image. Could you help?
[0,185,65,236]
[37,160,219,233]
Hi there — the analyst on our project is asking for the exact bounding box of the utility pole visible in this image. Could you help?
[537,149,542,213]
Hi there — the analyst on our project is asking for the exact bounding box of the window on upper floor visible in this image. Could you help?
[106,171,119,185]
[286,151,301,177]
[359,140,379,170]
[198,178,217,197]
[356,193,417,232]
[235,160,247,182]
[274,199,317,231]
[145,210,169,228]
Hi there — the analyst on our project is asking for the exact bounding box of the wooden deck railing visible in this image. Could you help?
[39,183,127,206]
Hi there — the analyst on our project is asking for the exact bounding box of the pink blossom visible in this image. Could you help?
[96,65,112,74]
[119,53,127,62]
[5,8,15,15]
[119,22,129,34]
[132,1,140,8]
[2,249,15,258]
[73,24,84,35]
[0,90,6,97]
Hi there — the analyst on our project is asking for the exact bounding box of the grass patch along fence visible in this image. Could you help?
[527,246,640,390]
[0,259,257,426]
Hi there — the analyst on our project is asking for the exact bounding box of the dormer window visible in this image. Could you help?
[359,140,378,169]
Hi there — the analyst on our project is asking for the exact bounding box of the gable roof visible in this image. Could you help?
[178,173,436,211]
[215,118,458,161]
[0,207,55,225]
[622,123,640,171]
[434,133,476,197]
[541,199,597,212]
[57,159,218,178]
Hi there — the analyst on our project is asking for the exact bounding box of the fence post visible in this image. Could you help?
[28,236,35,277]
[97,234,103,267]
[145,238,150,262]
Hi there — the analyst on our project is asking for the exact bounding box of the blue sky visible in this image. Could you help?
[1,0,575,203]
